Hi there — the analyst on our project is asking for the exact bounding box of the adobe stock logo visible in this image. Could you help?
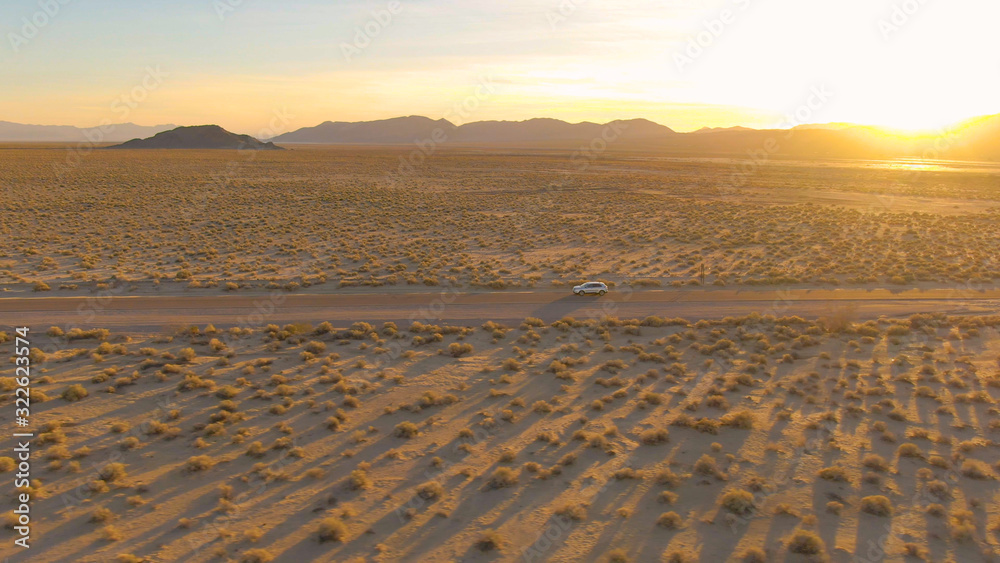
[673,0,753,72]
[7,0,73,53]
[545,0,588,29]
[213,0,247,21]
[341,1,404,62]
[878,0,931,40]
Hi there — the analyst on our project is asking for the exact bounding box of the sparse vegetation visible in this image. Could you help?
[0,156,1000,562]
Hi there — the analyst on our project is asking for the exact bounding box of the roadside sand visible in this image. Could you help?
[4,313,1000,562]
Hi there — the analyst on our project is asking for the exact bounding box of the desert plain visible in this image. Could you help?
[2,145,1000,563]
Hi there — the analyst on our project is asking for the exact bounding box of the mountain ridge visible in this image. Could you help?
[267,116,676,145]
[107,125,284,150]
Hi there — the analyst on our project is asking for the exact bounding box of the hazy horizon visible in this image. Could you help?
[5,110,999,139]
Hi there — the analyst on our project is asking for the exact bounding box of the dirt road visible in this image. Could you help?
[1,287,997,332]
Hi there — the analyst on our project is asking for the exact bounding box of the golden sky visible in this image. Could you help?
[2,0,998,134]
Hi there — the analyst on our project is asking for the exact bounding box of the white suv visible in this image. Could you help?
[573,281,608,296]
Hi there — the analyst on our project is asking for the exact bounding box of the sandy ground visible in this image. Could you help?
[3,312,1000,562]
[3,146,1000,563]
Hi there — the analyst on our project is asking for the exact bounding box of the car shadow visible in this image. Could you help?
[531,294,604,322]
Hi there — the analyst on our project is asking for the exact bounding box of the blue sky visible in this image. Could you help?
[3,0,999,133]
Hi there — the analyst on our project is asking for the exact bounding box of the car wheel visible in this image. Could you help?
[598,290,606,296]
[575,290,582,296]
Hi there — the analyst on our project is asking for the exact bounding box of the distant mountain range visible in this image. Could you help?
[0,121,175,142]
[269,116,673,145]
[691,126,754,134]
[107,125,283,150]
[5,114,1000,160]
[268,115,1000,160]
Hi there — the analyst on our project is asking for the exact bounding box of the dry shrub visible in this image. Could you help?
[90,507,116,523]
[720,489,755,515]
[186,456,215,472]
[348,468,372,490]
[787,529,825,554]
[101,525,123,541]
[656,468,682,487]
[484,467,519,490]
[662,550,693,563]
[817,465,848,482]
[639,428,669,445]
[394,421,419,438]
[859,495,893,517]
[960,458,994,480]
[721,410,755,429]
[61,384,89,402]
[475,529,504,551]
[862,454,888,472]
[554,503,587,522]
[694,454,719,476]
[99,463,128,482]
[656,511,683,529]
[532,400,553,413]
[316,517,347,542]
[416,481,444,500]
[240,549,275,563]
[950,509,976,541]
